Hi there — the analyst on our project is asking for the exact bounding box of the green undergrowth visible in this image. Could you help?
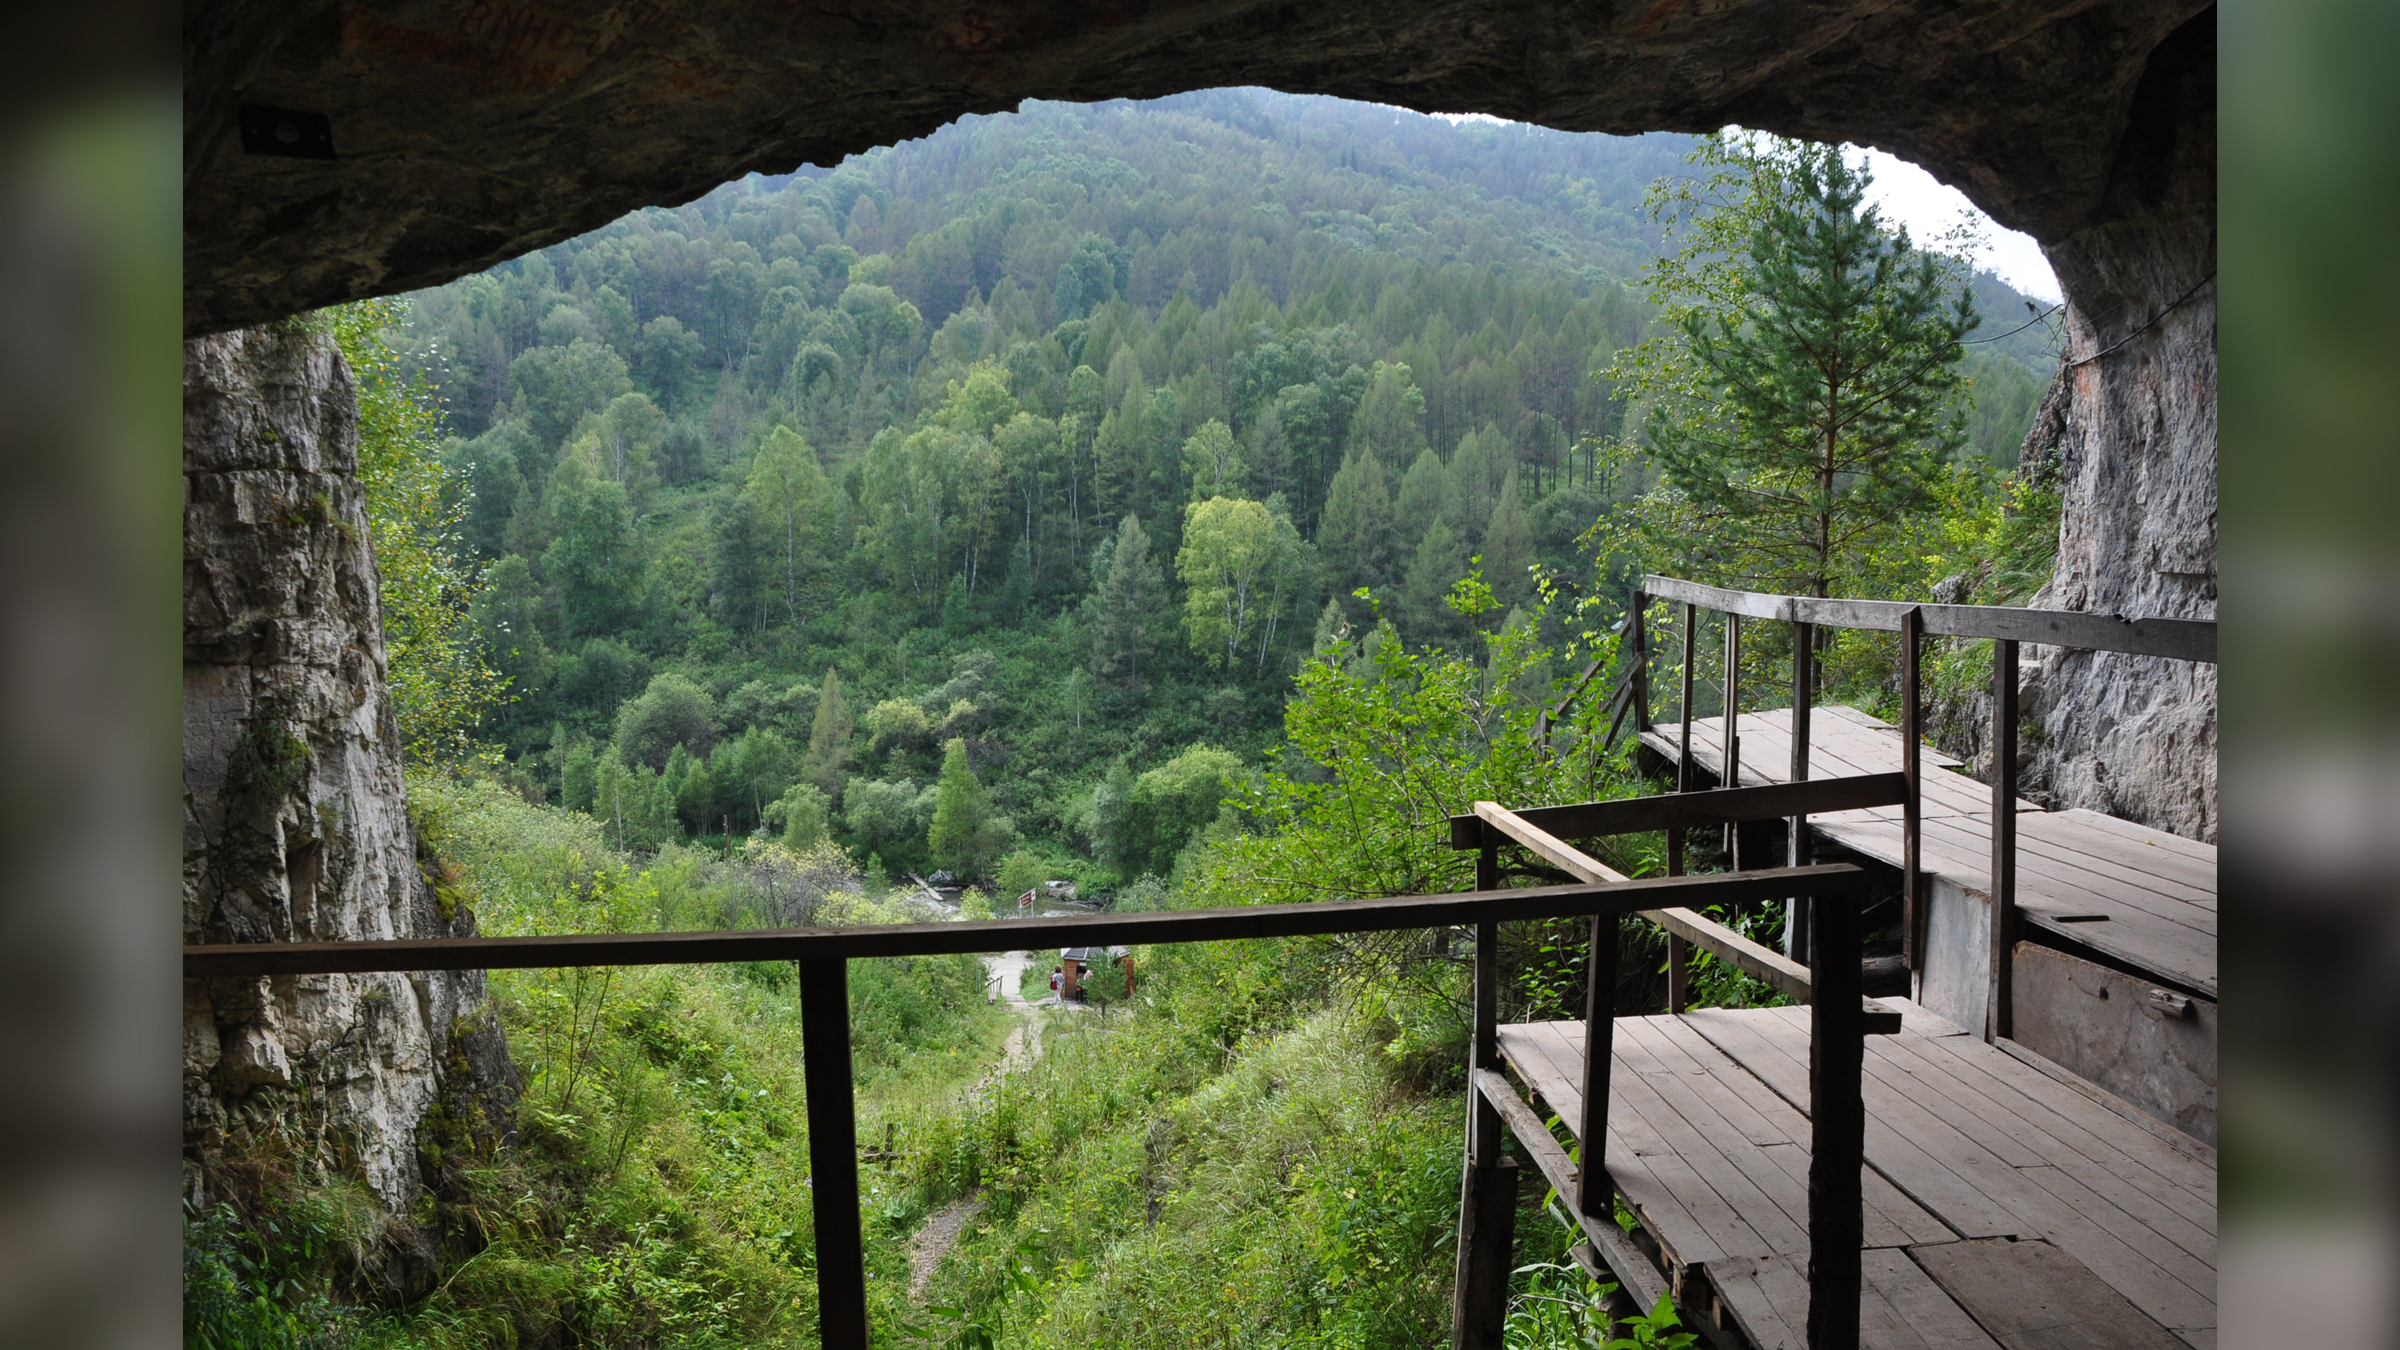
[898,942,1513,1350]
[187,776,1012,1349]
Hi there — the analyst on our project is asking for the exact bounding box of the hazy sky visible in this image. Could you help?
[1852,148,2064,305]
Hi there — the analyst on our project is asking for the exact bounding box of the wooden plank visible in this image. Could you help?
[1705,1254,1809,1350]
[1611,1021,1811,1254]
[1685,1009,2031,1241]
[1640,1017,1956,1250]
[1862,1246,2009,1349]
[1872,1029,2217,1242]
[2046,807,2217,865]
[1499,1025,1720,1272]
[1907,1030,2219,1203]
[1707,1250,2004,1350]
[1911,1238,2191,1350]
[1994,1038,2219,1168]
[2011,943,2216,1145]
[1454,774,1908,845]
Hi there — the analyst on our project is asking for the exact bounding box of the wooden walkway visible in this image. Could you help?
[1639,706,2216,1005]
[1496,999,2216,1350]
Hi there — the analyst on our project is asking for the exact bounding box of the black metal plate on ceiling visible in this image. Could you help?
[238,105,337,160]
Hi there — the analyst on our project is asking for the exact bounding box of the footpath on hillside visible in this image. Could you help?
[908,949,1075,1298]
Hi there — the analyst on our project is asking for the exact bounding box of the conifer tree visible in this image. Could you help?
[1481,469,1535,607]
[1614,134,1975,598]
[928,737,996,878]
[1316,450,1394,597]
[1089,514,1164,691]
[804,667,853,800]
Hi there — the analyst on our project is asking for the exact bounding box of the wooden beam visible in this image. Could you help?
[799,959,869,1350]
[1642,574,2216,662]
[1446,775,1907,846]
[1580,911,1616,1219]
[1470,802,1899,1034]
[1473,1069,1667,1314]
[1989,638,2019,1044]
[1642,905,1812,1003]
[1903,607,1926,979]
[183,867,1872,978]
[1806,891,1866,1350]
[1471,799,1629,883]
[1453,1152,1519,1350]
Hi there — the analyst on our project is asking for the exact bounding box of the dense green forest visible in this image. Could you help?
[398,88,2054,885]
[188,93,2068,1350]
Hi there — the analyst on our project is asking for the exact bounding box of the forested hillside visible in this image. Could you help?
[402,88,2054,886]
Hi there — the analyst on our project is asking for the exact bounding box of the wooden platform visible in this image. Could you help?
[1639,707,2217,1003]
[1496,1001,2216,1350]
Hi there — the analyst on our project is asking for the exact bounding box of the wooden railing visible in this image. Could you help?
[185,861,1872,1350]
[1624,573,2218,1044]
[1442,788,1897,1350]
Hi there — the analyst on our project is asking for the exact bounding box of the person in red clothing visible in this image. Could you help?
[1049,966,1062,996]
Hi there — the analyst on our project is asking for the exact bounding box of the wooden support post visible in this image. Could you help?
[1724,614,1741,866]
[1666,934,1688,1014]
[1900,608,1925,985]
[1671,602,1697,881]
[1454,901,1511,1350]
[1453,1151,1520,1350]
[1629,590,1649,734]
[1806,896,1864,1350]
[800,959,870,1350]
[1471,911,1499,1164]
[1786,621,1815,959]
[1988,639,2019,1044]
[1580,912,1617,1218]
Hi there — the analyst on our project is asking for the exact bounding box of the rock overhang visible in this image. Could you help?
[184,0,2210,335]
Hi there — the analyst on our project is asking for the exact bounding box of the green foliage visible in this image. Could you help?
[995,849,1047,900]
[613,672,719,770]
[328,299,502,766]
[1607,134,1980,601]
[929,737,1008,879]
[223,777,1013,1349]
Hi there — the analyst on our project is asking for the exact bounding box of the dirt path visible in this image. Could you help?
[909,1196,987,1298]
[908,952,1048,1298]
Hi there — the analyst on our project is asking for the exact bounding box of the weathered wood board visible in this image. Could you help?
[1911,1237,2190,1350]
[2009,942,2217,1144]
[1639,706,2217,1004]
[1495,1004,2216,1350]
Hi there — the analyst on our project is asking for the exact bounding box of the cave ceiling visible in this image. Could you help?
[184,0,2211,335]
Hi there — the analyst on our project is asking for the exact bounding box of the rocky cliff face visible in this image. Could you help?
[182,325,515,1290]
[2029,11,2216,841]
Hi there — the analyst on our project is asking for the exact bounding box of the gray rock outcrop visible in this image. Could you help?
[1935,14,2214,840]
[182,324,515,1287]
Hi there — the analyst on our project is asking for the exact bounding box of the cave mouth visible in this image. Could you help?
[184,0,2212,336]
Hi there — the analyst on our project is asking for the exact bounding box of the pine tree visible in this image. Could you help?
[1614,134,1975,598]
[1481,469,1535,607]
[928,737,996,878]
[1088,514,1164,691]
[1316,449,1394,597]
[804,666,853,799]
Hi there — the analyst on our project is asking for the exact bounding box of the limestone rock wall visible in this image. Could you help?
[182,324,515,1285]
[2032,10,2216,841]
[1929,11,2214,841]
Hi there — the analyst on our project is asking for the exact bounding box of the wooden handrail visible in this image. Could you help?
[1643,574,2215,663]
[1447,774,1906,848]
[1463,800,1900,1033]
[181,867,1868,978]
